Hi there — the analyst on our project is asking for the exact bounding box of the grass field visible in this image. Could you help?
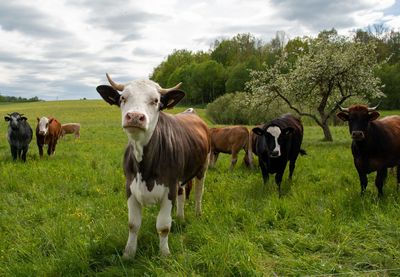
[1,100,400,276]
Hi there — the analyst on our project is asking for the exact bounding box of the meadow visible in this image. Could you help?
[1,100,400,276]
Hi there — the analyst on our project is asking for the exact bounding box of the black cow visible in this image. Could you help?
[337,104,400,197]
[4,112,33,162]
[252,114,306,195]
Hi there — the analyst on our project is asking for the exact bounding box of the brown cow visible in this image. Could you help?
[209,126,252,170]
[61,123,81,139]
[337,104,400,196]
[96,74,210,259]
[36,116,62,157]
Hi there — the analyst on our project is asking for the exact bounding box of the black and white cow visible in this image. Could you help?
[5,112,33,162]
[96,74,210,258]
[252,114,306,195]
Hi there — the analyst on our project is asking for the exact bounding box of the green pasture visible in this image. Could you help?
[1,100,400,276]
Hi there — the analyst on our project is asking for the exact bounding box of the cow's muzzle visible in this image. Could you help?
[38,131,46,136]
[269,150,280,158]
[123,112,146,130]
[351,131,365,141]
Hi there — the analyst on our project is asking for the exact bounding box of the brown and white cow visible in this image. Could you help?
[209,126,253,170]
[337,104,400,196]
[96,74,210,259]
[36,116,62,157]
[61,123,81,139]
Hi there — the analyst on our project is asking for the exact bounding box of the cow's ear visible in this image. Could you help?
[96,85,121,107]
[252,127,265,136]
[4,116,10,121]
[284,127,294,135]
[369,111,380,121]
[21,116,27,121]
[160,90,185,110]
[49,118,54,124]
[336,112,349,121]
[37,117,40,122]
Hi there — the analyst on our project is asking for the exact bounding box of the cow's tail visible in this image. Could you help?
[299,149,307,156]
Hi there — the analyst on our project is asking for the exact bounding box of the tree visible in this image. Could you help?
[248,30,384,141]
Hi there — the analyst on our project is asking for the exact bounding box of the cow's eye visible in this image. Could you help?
[120,96,126,104]
[153,98,159,105]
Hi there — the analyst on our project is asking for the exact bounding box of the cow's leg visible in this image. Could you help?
[210,152,219,167]
[230,151,238,171]
[177,186,185,220]
[356,167,368,195]
[17,149,22,159]
[194,176,205,216]
[10,146,17,161]
[375,168,387,197]
[396,166,400,192]
[123,195,142,259]
[259,159,269,184]
[38,144,44,158]
[47,141,53,156]
[157,193,173,256]
[51,140,58,155]
[21,146,28,162]
[275,170,284,197]
[185,179,193,200]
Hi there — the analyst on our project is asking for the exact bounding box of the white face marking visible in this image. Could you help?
[120,80,162,161]
[130,172,169,206]
[38,117,49,135]
[266,126,281,157]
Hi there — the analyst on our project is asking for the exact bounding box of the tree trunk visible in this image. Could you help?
[321,121,333,141]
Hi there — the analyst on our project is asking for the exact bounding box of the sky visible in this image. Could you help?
[0,0,399,100]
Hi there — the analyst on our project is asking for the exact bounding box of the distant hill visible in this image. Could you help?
[0,95,42,103]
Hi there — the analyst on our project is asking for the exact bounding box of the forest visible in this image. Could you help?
[150,26,400,110]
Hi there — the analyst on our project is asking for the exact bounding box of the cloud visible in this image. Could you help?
[0,2,71,38]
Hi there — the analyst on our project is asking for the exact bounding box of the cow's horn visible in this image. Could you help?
[367,101,381,112]
[158,82,182,95]
[106,73,125,91]
[339,105,349,112]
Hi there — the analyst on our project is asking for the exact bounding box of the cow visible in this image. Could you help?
[252,114,306,195]
[337,104,400,197]
[209,126,252,170]
[36,116,62,157]
[96,73,210,259]
[4,112,33,162]
[60,123,81,139]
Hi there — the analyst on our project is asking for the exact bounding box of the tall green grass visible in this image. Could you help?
[1,101,400,276]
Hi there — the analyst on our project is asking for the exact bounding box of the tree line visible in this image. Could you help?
[0,95,42,103]
[150,26,400,109]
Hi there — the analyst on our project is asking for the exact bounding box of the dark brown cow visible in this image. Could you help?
[36,116,62,157]
[61,123,81,139]
[96,74,210,259]
[337,104,400,196]
[209,126,252,170]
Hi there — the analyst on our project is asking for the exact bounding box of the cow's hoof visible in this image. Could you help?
[122,249,136,260]
[160,248,171,256]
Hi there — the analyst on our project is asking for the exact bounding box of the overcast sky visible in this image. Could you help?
[0,0,399,100]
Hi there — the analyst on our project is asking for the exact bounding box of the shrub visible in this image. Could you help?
[206,91,289,125]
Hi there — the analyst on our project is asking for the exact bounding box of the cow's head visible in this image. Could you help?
[96,73,185,143]
[37,116,54,136]
[252,125,294,158]
[4,112,27,130]
[337,104,380,141]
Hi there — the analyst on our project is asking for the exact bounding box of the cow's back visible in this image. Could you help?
[210,126,249,154]
[48,118,62,139]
